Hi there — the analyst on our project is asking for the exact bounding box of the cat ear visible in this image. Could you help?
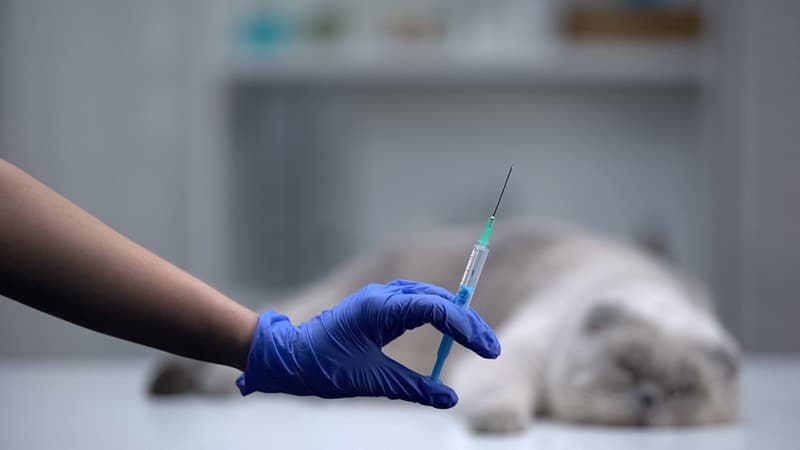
[583,303,627,334]
[707,345,740,379]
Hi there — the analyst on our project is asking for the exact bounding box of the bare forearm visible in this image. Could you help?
[0,160,257,370]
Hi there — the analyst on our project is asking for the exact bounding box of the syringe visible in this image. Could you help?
[430,166,513,382]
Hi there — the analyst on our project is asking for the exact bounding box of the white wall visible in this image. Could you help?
[736,0,800,352]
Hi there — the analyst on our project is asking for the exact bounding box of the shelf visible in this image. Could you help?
[227,42,705,88]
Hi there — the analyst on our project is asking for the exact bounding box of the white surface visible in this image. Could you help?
[229,43,704,86]
[1,356,798,450]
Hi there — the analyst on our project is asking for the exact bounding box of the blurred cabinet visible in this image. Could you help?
[219,2,800,353]
[222,48,710,290]
[218,2,800,353]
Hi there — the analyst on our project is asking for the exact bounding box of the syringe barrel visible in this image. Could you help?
[457,244,489,304]
[430,243,490,381]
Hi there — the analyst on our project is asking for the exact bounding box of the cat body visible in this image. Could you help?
[150,220,739,432]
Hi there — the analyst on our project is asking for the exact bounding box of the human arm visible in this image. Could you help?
[0,159,257,370]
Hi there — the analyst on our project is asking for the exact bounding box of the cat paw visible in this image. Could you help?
[468,405,529,434]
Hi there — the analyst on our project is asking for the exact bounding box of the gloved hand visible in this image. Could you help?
[236,280,500,408]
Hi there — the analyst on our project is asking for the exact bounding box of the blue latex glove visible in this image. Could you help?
[236,280,501,408]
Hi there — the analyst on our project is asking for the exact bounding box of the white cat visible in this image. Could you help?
[149,220,740,433]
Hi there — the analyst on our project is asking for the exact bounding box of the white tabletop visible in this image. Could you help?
[1,355,798,450]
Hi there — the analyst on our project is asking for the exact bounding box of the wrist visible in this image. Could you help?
[236,310,301,396]
[231,308,259,371]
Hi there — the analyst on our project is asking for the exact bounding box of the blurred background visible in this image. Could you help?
[0,0,798,362]
[3,1,800,449]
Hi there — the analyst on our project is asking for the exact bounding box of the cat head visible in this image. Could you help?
[545,283,740,427]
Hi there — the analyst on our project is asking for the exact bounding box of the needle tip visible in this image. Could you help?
[491,166,513,217]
